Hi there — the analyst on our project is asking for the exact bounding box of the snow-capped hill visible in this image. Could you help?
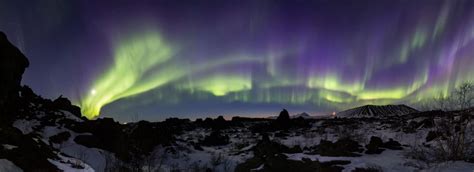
[293,112,312,119]
[336,104,418,118]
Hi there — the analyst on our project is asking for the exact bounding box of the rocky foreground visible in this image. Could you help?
[1,90,474,172]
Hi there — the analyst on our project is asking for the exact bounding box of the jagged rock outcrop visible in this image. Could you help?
[49,95,83,118]
[274,109,291,130]
[276,109,290,122]
[0,31,30,123]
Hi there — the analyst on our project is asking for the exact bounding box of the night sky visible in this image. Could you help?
[1,0,473,121]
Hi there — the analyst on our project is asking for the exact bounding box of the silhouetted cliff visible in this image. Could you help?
[0,31,29,124]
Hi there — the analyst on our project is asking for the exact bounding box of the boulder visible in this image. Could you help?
[426,131,441,142]
[49,131,71,144]
[74,135,104,150]
[382,139,403,150]
[276,109,290,122]
[274,109,291,130]
[201,130,230,146]
[314,138,363,157]
[365,136,403,154]
[190,141,203,151]
[365,136,385,154]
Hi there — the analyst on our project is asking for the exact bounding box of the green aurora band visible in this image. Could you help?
[78,1,474,119]
[80,27,474,119]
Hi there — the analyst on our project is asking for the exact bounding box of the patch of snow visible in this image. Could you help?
[251,164,264,171]
[13,119,40,134]
[60,110,84,122]
[424,161,474,172]
[18,111,102,172]
[48,154,95,172]
[60,139,106,172]
[41,126,65,138]
[0,159,23,172]
[285,150,418,172]
[2,144,18,150]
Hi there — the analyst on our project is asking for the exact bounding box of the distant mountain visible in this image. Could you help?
[267,112,314,119]
[292,112,312,119]
[336,104,419,118]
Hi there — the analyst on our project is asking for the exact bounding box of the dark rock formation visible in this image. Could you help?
[189,141,204,151]
[312,138,363,157]
[291,116,312,128]
[274,131,289,138]
[201,130,230,146]
[72,117,187,163]
[426,131,442,142]
[19,86,37,102]
[73,118,129,159]
[0,31,30,123]
[74,134,105,148]
[274,109,291,130]
[197,116,231,130]
[365,136,403,154]
[252,134,300,156]
[212,115,227,130]
[49,95,82,118]
[382,139,403,150]
[352,166,383,172]
[276,109,290,122]
[365,136,385,154]
[0,126,58,171]
[235,134,350,172]
[49,131,71,144]
[231,116,272,122]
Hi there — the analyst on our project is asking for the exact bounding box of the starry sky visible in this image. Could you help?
[1,0,473,121]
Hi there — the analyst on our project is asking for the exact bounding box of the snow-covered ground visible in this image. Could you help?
[5,107,474,172]
[0,159,23,172]
[48,154,95,172]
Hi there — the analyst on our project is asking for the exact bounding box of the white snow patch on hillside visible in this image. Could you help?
[60,144,107,172]
[425,161,474,172]
[48,154,95,172]
[2,144,18,150]
[13,119,40,134]
[0,159,23,172]
[59,110,84,122]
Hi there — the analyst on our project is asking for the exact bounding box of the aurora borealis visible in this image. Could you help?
[1,0,474,120]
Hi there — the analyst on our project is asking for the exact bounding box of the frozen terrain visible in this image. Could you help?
[2,97,474,172]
